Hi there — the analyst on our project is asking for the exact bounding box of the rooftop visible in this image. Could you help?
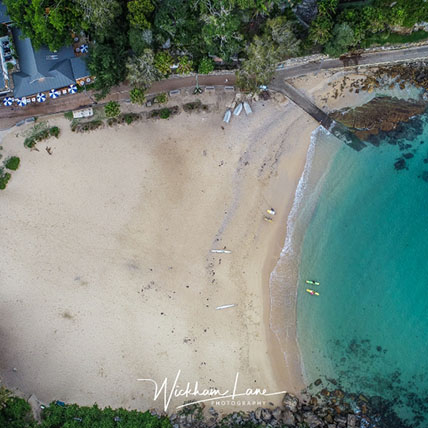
[11,27,89,98]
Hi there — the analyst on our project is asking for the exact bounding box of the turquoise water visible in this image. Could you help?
[297,113,428,427]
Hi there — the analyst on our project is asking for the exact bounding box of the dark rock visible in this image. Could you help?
[421,171,428,182]
[314,378,322,386]
[394,158,406,170]
[303,411,323,427]
[261,408,272,421]
[282,409,295,426]
[423,158,428,163]
[282,393,299,412]
[347,414,357,427]
[335,415,347,425]
[403,153,414,159]
[272,407,282,420]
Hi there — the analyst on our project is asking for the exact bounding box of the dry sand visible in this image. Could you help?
[0,79,357,414]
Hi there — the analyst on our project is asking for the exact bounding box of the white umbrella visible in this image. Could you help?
[3,97,13,106]
[79,80,85,86]
[17,97,27,107]
[49,89,60,99]
[80,44,88,54]
[68,84,77,94]
[36,92,46,103]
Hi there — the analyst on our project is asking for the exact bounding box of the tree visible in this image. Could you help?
[308,14,334,45]
[237,16,300,92]
[126,49,161,90]
[266,16,300,60]
[74,0,121,30]
[129,27,153,55]
[237,36,277,91]
[325,23,355,57]
[198,57,214,74]
[87,41,128,99]
[154,51,174,76]
[105,101,121,117]
[3,0,84,51]
[196,0,244,61]
[128,0,155,30]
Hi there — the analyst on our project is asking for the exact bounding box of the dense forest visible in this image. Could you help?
[3,0,428,96]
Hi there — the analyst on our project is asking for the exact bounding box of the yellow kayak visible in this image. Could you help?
[306,288,319,296]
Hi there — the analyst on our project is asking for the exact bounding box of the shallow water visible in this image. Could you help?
[297,113,428,426]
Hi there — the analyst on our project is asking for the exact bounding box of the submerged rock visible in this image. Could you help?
[394,158,407,170]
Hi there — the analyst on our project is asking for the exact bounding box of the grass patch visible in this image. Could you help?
[5,156,20,170]
[23,122,60,149]
[361,30,428,48]
[155,92,168,104]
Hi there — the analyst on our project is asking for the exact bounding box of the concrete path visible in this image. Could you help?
[1,43,427,129]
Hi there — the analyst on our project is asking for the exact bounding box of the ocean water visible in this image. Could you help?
[296,113,428,427]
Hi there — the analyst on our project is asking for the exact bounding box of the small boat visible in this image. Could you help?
[243,101,252,115]
[223,109,231,123]
[306,280,320,285]
[216,304,236,310]
[306,289,319,296]
[233,103,243,116]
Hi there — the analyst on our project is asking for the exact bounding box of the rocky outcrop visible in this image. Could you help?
[156,388,409,428]
[331,97,426,140]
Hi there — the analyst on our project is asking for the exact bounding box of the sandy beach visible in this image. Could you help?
[0,74,372,413]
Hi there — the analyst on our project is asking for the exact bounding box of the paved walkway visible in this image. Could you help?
[1,43,427,129]
[0,74,235,129]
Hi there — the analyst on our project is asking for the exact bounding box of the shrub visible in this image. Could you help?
[49,126,60,138]
[160,108,170,119]
[64,111,73,121]
[6,62,13,71]
[183,100,202,112]
[154,51,174,76]
[155,92,168,104]
[130,87,146,104]
[5,156,20,170]
[104,101,121,118]
[198,57,214,74]
[177,56,193,74]
[123,113,140,124]
[0,170,11,190]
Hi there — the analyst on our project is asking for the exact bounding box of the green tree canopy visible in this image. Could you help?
[325,23,355,57]
[126,49,161,90]
[4,0,84,51]
[128,0,155,30]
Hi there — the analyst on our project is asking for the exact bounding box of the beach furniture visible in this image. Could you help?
[233,103,242,116]
[223,109,231,123]
[243,101,252,115]
[263,216,272,222]
[211,249,232,254]
[267,208,275,215]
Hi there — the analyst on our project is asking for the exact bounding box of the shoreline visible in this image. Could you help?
[0,70,418,413]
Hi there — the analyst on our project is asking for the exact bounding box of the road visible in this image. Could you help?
[276,44,428,80]
[1,43,427,129]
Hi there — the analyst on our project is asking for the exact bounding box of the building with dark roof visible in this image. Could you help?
[11,27,90,98]
[0,1,9,24]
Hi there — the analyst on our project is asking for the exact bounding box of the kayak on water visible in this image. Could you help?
[306,289,319,296]
[305,280,320,285]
